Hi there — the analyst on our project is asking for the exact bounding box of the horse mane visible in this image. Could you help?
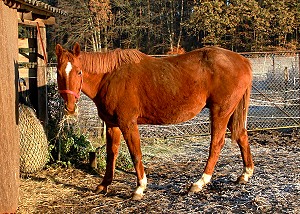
[80,49,146,74]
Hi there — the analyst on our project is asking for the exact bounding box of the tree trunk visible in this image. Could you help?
[176,0,184,49]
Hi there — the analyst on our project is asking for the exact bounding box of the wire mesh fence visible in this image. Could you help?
[48,51,300,141]
[246,52,300,131]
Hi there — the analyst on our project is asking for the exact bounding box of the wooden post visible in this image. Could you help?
[0,2,19,212]
[36,21,48,128]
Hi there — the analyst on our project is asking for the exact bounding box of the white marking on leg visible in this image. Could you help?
[244,117,248,129]
[243,106,249,129]
[193,173,212,190]
[241,167,254,182]
[65,62,72,76]
[134,173,147,196]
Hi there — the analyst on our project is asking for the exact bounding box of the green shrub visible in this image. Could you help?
[59,126,94,166]
[47,82,94,166]
[47,82,132,170]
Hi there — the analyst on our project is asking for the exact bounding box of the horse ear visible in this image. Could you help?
[55,44,63,57]
[73,42,81,57]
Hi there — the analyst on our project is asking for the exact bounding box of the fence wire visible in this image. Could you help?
[245,52,300,131]
[48,51,300,140]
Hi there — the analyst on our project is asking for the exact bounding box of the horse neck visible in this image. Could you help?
[79,52,107,99]
[81,71,104,99]
[79,49,145,99]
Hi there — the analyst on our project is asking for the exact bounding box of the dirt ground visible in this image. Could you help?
[18,129,300,214]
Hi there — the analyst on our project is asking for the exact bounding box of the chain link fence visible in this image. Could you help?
[246,52,300,131]
[48,51,300,141]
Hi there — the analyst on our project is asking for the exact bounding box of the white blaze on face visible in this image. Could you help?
[65,62,72,76]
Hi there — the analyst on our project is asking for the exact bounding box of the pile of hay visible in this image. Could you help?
[19,104,49,174]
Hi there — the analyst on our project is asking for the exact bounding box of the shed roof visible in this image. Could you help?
[2,0,66,16]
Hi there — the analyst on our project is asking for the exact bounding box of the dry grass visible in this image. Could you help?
[18,129,300,213]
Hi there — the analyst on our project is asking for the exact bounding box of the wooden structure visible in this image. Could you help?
[16,0,66,126]
[0,0,65,212]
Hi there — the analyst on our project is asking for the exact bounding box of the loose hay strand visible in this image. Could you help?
[56,114,79,139]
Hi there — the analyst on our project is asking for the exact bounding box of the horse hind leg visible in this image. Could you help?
[231,126,254,184]
[228,115,254,184]
[189,109,230,193]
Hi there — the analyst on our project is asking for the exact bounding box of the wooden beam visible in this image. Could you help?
[18,18,45,27]
[17,2,53,17]
[18,68,37,78]
[36,23,48,127]
[0,2,19,212]
[18,12,57,25]
[18,11,32,20]
[37,17,56,25]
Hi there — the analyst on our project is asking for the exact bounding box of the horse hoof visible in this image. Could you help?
[132,193,143,200]
[236,176,248,184]
[95,185,108,194]
[188,183,202,194]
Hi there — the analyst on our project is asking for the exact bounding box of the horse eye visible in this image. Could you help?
[78,70,82,75]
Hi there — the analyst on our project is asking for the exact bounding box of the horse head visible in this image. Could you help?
[55,43,83,115]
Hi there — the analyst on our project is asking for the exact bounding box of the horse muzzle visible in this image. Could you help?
[64,103,78,116]
[59,89,80,116]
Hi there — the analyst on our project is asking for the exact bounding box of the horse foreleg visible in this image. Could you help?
[95,126,121,194]
[189,113,229,193]
[120,121,147,200]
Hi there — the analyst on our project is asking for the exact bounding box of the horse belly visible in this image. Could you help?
[138,74,208,125]
[138,99,206,125]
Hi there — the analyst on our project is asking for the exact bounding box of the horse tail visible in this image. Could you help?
[229,83,251,141]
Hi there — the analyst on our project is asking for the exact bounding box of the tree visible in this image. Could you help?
[187,0,299,51]
[262,0,297,50]
[189,0,229,46]
[52,0,299,53]
[54,0,92,50]
[89,0,112,51]
[230,0,267,51]
[54,0,113,52]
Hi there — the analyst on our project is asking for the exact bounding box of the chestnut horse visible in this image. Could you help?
[55,43,254,200]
